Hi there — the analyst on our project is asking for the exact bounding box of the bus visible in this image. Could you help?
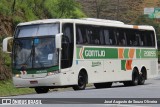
[3,18,158,94]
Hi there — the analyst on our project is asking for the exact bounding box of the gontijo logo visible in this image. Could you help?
[85,50,105,57]
[78,47,106,59]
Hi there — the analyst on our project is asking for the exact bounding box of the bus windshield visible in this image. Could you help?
[13,37,58,69]
[13,24,59,69]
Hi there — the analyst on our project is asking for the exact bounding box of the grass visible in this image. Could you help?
[0,80,34,97]
[0,80,95,96]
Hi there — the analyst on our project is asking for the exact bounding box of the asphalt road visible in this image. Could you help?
[2,65,160,107]
[3,78,160,107]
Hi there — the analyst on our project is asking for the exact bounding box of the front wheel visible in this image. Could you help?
[73,71,87,90]
[35,87,49,94]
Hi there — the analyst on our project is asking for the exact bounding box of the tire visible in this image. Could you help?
[94,82,112,89]
[73,71,87,90]
[138,72,145,85]
[35,87,49,94]
[131,68,139,86]
[123,68,139,86]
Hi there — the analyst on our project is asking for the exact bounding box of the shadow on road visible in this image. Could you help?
[84,82,152,91]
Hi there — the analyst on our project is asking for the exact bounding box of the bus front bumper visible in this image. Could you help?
[13,74,64,88]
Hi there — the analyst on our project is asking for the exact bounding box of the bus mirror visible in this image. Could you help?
[55,33,63,49]
[3,37,13,53]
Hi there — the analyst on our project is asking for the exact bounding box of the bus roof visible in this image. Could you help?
[17,18,155,31]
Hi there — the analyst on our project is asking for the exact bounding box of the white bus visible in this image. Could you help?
[3,18,158,93]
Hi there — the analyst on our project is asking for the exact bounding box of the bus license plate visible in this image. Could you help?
[30,80,38,84]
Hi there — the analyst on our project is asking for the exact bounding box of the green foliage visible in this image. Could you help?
[2,53,11,67]
[0,0,86,23]
[12,16,24,27]
[0,80,34,96]
[44,0,86,18]
[0,0,12,16]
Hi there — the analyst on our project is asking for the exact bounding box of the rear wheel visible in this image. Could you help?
[94,82,112,89]
[35,87,49,94]
[123,68,139,86]
[131,68,139,86]
[138,71,145,85]
[73,71,87,90]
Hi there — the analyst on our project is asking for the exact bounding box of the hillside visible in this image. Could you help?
[77,0,160,24]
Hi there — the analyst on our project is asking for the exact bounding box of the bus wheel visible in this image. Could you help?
[138,69,146,85]
[131,68,139,86]
[94,82,112,89]
[73,71,87,90]
[123,68,139,86]
[35,87,49,94]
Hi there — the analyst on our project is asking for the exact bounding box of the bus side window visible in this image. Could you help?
[149,31,155,47]
[138,30,156,47]
[100,30,104,45]
[86,27,91,44]
[123,32,127,46]
[127,29,133,46]
[135,33,141,46]
[81,25,88,44]
[117,29,127,46]
[104,29,110,45]
[76,27,83,44]
[108,28,116,45]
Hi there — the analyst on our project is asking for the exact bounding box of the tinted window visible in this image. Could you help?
[76,24,155,47]
[61,23,74,69]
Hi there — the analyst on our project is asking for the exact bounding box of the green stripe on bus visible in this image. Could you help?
[136,49,141,58]
[77,47,157,59]
[121,60,126,70]
[76,48,80,59]
[124,49,129,58]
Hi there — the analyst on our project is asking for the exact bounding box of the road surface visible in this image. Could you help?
[1,65,160,107]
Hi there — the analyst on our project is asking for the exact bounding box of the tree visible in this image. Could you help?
[11,0,16,14]
[44,0,85,18]
[94,0,108,18]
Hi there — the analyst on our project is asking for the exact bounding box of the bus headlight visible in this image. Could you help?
[47,71,59,76]
[14,74,21,78]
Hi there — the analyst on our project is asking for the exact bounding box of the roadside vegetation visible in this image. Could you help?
[0,80,34,96]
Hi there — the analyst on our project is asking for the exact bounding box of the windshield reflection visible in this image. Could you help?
[14,39,32,69]
[34,38,58,68]
[13,37,58,69]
